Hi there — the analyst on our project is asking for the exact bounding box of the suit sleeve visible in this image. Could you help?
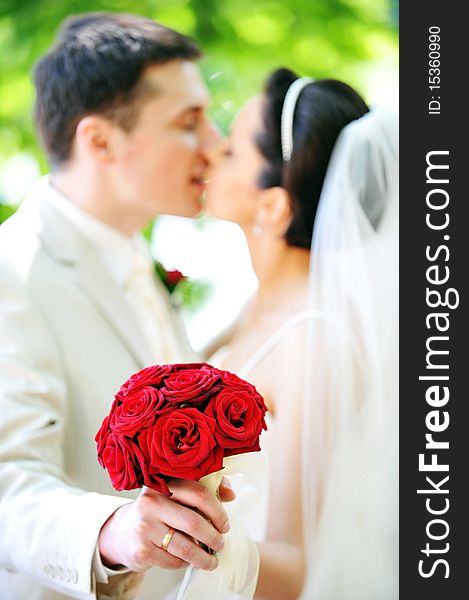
[0,265,139,599]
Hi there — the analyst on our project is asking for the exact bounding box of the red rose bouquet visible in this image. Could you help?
[96,363,268,496]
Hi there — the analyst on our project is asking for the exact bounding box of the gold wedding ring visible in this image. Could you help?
[161,527,175,552]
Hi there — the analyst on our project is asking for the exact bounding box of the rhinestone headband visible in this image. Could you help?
[280,77,314,162]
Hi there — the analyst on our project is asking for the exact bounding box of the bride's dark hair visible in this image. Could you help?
[256,68,369,249]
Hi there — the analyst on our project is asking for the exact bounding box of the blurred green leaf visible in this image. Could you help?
[0,201,16,224]
[171,277,213,314]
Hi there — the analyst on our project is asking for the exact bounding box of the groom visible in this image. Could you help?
[0,13,230,600]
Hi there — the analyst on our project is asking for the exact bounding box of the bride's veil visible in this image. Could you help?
[301,107,398,599]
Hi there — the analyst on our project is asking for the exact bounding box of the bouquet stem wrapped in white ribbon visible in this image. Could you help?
[177,454,264,600]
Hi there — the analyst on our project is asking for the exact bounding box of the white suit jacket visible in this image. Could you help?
[0,181,191,599]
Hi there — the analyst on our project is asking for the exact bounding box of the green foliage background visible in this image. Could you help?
[0,0,398,209]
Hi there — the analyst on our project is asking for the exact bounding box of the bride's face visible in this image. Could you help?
[205,96,266,227]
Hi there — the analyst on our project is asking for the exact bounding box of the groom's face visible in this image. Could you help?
[108,60,217,220]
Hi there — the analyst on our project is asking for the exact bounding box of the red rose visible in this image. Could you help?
[117,365,173,399]
[110,387,171,437]
[96,414,112,458]
[218,370,268,416]
[97,432,144,491]
[170,362,218,373]
[161,366,221,406]
[205,388,266,456]
[218,370,249,388]
[139,407,224,482]
[165,269,185,289]
[137,457,170,497]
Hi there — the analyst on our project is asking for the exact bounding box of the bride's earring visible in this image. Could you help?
[252,219,263,236]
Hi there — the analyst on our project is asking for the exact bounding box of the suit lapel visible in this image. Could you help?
[75,243,153,369]
[34,184,153,370]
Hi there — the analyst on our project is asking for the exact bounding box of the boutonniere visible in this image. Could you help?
[154,260,186,294]
[154,260,211,311]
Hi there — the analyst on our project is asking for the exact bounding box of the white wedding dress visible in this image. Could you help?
[209,309,316,545]
[207,352,274,545]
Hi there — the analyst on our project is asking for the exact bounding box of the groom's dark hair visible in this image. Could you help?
[33,13,202,167]
[256,68,369,249]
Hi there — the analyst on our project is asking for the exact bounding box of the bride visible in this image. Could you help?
[198,67,398,599]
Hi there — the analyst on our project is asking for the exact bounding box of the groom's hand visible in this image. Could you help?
[98,480,230,573]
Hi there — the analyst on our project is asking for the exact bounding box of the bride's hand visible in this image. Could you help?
[98,480,230,573]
